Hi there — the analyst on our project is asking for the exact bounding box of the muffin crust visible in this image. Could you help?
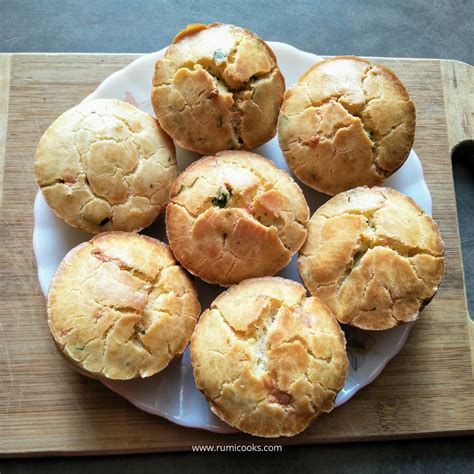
[47,232,200,379]
[298,187,445,329]
[278,56,416,195]
[152,23,285,154]
[191,277,348,437]
[166,151,309,285]
[35,99,178,233]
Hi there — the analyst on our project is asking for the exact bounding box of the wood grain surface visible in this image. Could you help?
[0,54,472,456]
[0,54,11,205]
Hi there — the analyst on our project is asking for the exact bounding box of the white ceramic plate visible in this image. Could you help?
[33,42,431,434]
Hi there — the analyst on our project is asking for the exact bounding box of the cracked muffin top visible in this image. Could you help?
[35,99,178,233]
[278,56,416,195]
[47,232,200,380]
[298,187,445,330]
[191,277,348,437]
[166,150,310,286]
[151,23,285,155]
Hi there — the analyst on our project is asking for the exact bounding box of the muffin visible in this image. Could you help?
[47,232,200,380]
[35,99,178,233]
[166,150,310,286]
[298,187,445,330]
[278,56,416,195]
[191,277,348,437]
[151,23,285,155]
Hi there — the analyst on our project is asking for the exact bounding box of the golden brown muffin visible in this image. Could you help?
[166,150,309,286]
[47,232,200,380]
[35,99,178,233]
[278,56,416,195]
[191,277,348,437]
[298,187,445,330]
[151,23,285,155]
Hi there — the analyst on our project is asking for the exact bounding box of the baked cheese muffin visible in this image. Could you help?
[191,277,348,437]
[298,187,445,330]
[47,232,200,380]
[278,56,416,195]
[151,23,285,154]
[166,151,309,286]
[35,99,178,233]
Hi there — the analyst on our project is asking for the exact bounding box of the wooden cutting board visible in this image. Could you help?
[0,54,472,456]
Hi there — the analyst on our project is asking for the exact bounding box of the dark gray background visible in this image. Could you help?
[0,0,473,472]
